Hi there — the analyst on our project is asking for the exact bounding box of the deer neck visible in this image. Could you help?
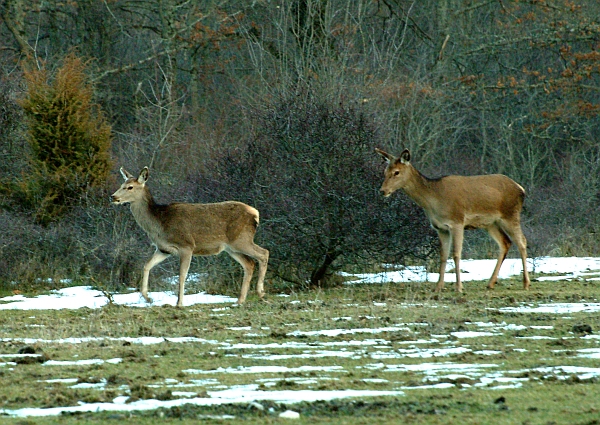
[129,189,164,238]
[402,166,440,210]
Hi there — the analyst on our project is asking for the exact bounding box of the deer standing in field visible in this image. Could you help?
[111,167,269,306]
[375,148,530,293]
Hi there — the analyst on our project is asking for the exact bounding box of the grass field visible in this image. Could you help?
[1,266,600,424]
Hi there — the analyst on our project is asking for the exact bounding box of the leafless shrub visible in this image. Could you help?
[183,89,437,289]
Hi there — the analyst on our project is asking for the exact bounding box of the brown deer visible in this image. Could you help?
[111,167,269,306]
[375,148,530,293]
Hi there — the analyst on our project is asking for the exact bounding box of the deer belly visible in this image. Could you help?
[464,213,498,229]
[193,243,225,256]
[156,243,179,255]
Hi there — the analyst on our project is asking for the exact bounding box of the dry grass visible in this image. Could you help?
[1,278,599,424]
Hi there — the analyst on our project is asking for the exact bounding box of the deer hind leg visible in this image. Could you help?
[451,226,465,293]
[141,250,170,303]
[227,250,256,304]
[435,229,451,292]
[486,225,511,289]
[229,238,269,300]
[501,221,530,290]
[176,249,193,308]
[247,244,269,299]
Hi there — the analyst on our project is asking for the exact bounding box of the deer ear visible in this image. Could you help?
[375,148,395,163]
[138,167,149,184]
[399,149,411,164]
[120,167,133,180]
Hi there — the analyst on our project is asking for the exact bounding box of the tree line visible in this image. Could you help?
[0,0,599,293]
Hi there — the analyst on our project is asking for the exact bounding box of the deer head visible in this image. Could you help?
[111,167,149,205]
[375,148,412,197]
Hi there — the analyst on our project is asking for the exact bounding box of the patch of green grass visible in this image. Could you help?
[1,278,599,424]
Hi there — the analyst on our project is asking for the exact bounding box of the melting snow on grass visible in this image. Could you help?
[0,286,236,310]
[341,256,600,284]
[2,256,600,311]
[499,303,600,314]
[1,387,406,418]
[1,257,600,417]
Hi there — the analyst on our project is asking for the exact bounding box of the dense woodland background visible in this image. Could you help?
[0,0,599,295]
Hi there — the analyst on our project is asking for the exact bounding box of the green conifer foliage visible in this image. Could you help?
[19,54,112,224]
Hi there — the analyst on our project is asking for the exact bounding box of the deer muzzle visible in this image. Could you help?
[379,187,392,197]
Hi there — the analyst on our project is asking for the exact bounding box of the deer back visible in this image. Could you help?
[419,174,525,230]
[434,174,525,214]
[135,200,257,254]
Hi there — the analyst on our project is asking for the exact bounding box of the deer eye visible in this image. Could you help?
[394,171,400,176]
[127,186,134,190]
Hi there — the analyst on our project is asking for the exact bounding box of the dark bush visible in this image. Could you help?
[0,72,26,204]
[0,185,146,292]
[187,90,437,288]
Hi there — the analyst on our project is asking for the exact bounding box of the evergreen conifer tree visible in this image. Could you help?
[18,54,112,224]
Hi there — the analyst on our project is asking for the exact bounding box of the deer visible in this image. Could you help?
[375,148,530,293]
[111,167,269,307]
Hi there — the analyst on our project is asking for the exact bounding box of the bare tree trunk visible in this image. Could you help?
[1,0,34,59]
[310,250,339,287]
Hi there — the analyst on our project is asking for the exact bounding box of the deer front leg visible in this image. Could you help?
[141,250,170,303]
[451,226,465,293]
[435,229,451,292]
[176,249,193,308]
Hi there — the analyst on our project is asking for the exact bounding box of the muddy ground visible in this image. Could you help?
[1,276,600,424]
